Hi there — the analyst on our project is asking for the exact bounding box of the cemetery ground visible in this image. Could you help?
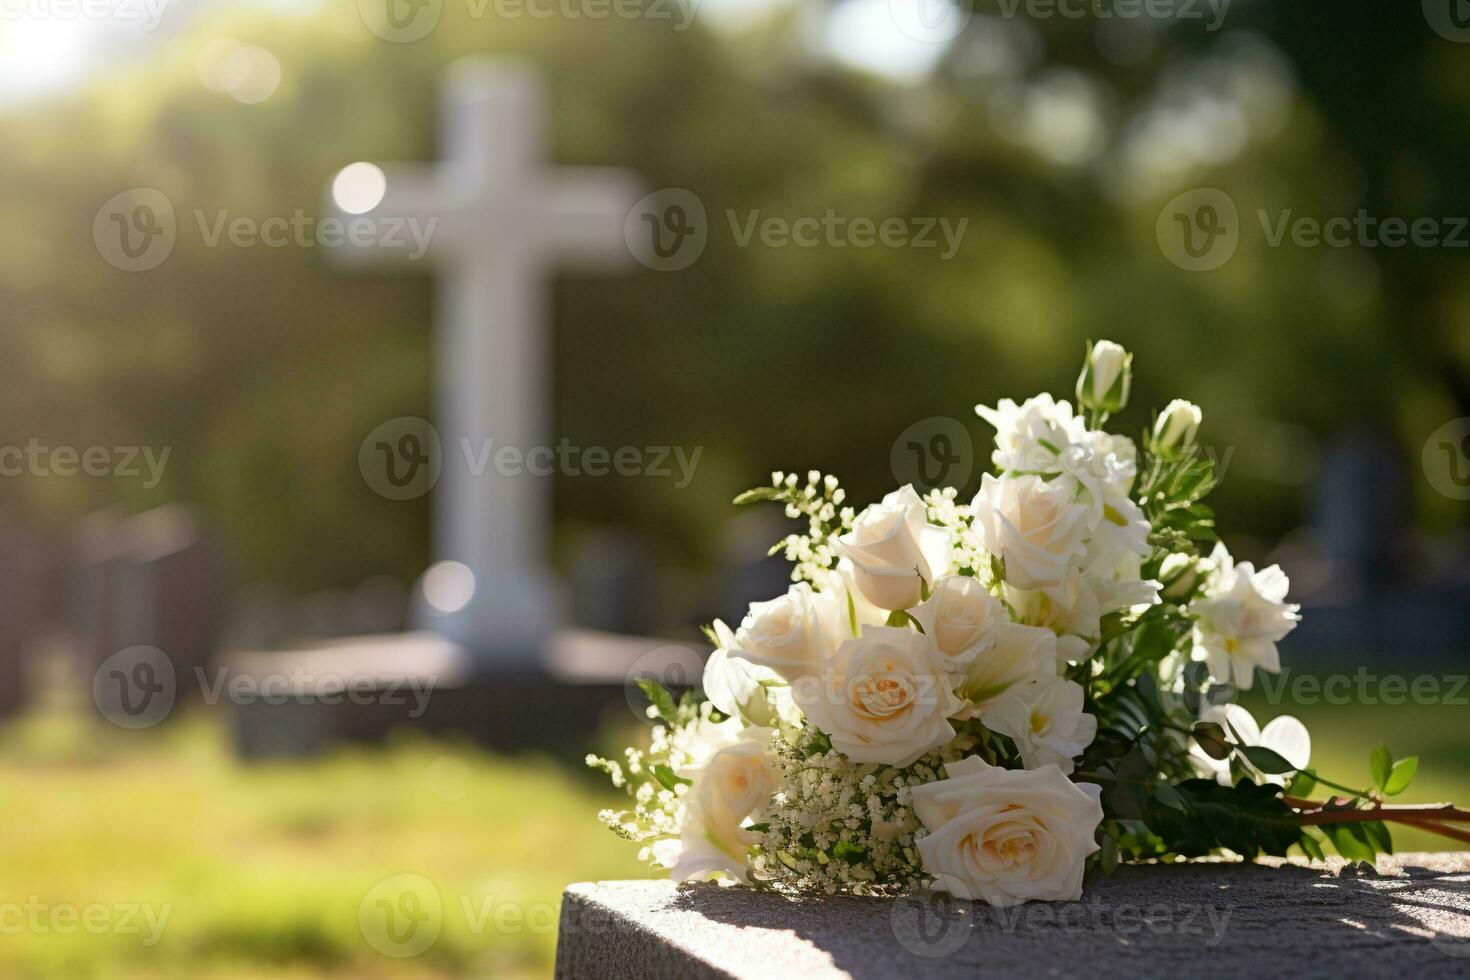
[0,696,1463,979]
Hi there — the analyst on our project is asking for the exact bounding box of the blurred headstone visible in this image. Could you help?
[1288,430,1467,663]
[1312,431,1406,598]
[71,505,223,687]
[0,526,64,713]
[570,528,656,635]
[716,510,792,623]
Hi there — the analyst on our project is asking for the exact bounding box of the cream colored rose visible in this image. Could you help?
[728,583,844,683]
[814,560,889,637]
[911,756,1103,907]
[836,486,953,611]
[910,576,1005,669]
[982,675,1097,774]
[954,621,1058,711]
[655,726,775,883]
[794,626,961,767]
[971,473,1090,595]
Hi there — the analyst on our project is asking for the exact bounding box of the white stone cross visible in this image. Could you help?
[329,57,642,664]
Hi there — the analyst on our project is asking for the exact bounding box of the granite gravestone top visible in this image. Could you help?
[556,853,1470,979]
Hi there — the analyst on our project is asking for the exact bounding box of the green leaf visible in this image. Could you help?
[1326,823,1375,863]
[1192,722,1231,760]
[1361,820,1393,856]
[637,678,678,723]
[650,764,690,793]
[832,840,867,862]
[1241,745,1298,776]
[885,609,923,631]
[1298,831,1326,863]
[1147,779,1303,858]
[1384,757,1418,796]
[1369,744,1393,790]
[1153,782,1187,812]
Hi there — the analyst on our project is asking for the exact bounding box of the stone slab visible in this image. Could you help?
[556,853,1470,979]
[222,628,704,758]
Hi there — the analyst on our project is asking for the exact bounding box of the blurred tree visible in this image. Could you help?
[0,0,1461,610]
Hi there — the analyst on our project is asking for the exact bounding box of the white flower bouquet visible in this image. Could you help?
[591,341,1469,906]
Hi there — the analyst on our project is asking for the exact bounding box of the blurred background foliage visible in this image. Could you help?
[1,0,1468,611]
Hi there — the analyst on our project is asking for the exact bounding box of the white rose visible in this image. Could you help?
[1189,703,1310,787]
[910,575,1006,669]
[794,626,961,767]
[971,473,1091,595]
[814,560,889,635]
[982,675,1097,774]
[911,755,1103,907]
[727,583,845,683]
[1189,543,1299,690]
[975,393,1087,473]
[835,486,953,611]
[655,726,775,883]
[954,621,1058,711]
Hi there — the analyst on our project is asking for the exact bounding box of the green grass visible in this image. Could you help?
[0,709,646,980]
[0,693,1462,978]
[1238,690,1470,853]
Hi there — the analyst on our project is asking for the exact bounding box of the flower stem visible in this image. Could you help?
[1290,800,1470,845]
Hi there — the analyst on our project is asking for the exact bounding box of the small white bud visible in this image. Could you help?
[1076,339,1132,413]
[1154,398,1203,453]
